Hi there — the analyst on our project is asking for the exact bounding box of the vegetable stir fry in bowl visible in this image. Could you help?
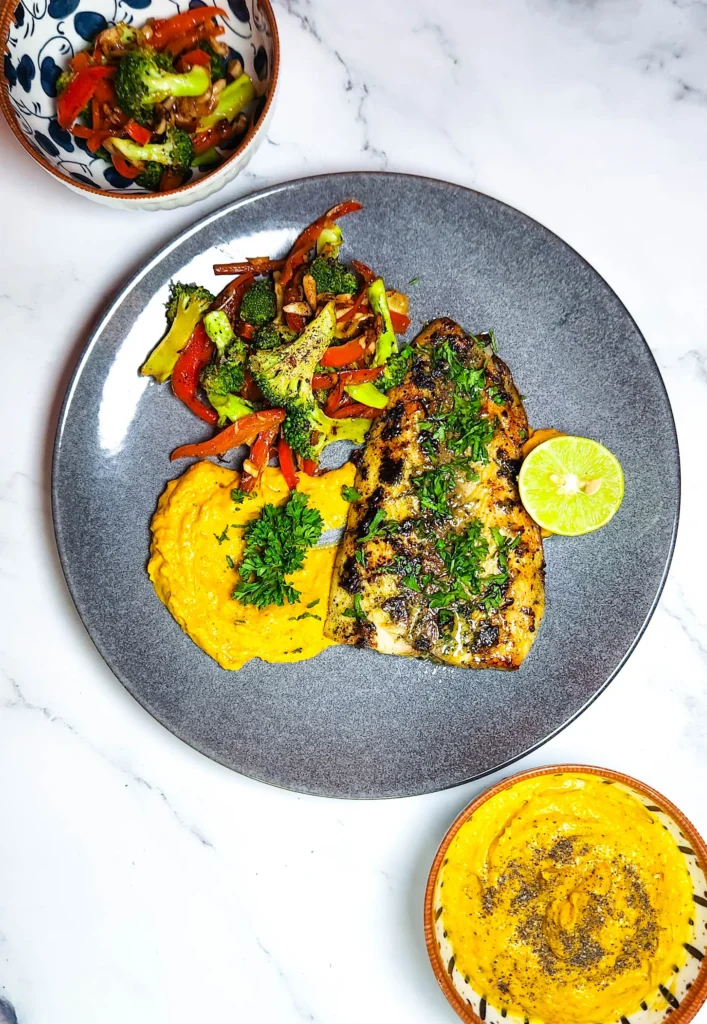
[140,200,414,492]
[0,0,278,207]
[56,8,256,191]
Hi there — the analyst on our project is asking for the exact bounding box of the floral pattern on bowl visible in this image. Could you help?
[1,0,277,206]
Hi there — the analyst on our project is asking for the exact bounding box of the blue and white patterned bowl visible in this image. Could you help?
[0,0,278,209]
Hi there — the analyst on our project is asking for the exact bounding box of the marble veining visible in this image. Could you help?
[1,0,706,1020]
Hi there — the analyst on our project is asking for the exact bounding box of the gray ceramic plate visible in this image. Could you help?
[52,172,679,799]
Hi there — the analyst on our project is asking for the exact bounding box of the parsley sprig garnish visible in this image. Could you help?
[341,485,362,502]
[357,509,399,544]
[232,491,324,609]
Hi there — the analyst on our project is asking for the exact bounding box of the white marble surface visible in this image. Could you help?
[1,0,707,1020]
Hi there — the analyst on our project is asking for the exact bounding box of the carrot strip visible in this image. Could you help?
[213,258,284,275]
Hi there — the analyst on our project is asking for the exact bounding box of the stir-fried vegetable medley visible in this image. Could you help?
[140,201,413,492]
[56,6,255,191]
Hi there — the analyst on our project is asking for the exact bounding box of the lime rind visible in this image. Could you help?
[518,436,624,537]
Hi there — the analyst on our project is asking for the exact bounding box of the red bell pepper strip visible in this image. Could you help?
[242,368,263,402]
[351,260,375,284]
[280,200,363,289]
[277,435,299,490]
[389,310,411,334]
[68,124,94,139]
[213,258,284,275]
[237,320,255,340]
[111,151,142,179]
[94,76,117,104]
[171,323,217,425]
[70,51,92,72]
[330,402,383,419]
[323,376,344,416]
[150,6,228,47]
[312,372,338,390]
[340,366,384,384]
[241,423,282,491]
[302,459,318,476]
[320,336,367,368]
[57,66,113,129]
[87,128,120,153]
[171,409,285,461]
[278,246,310,291]
[164,23,224,57]
[125,120,152,145]
[177,48,212,71]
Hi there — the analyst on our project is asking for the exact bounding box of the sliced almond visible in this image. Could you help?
[386,290,409,315]
[283,301,311,316]
[302,273,317,309]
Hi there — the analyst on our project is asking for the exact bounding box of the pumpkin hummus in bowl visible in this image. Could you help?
[425,766,707,1024]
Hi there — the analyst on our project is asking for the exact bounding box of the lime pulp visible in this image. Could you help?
[518,435,624,537]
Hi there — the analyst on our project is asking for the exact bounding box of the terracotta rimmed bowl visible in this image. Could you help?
[0,0,278,209]
[424,765,707,1024]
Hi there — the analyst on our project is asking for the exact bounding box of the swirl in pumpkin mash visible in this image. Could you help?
[436,773,695,1024]
[148,460,356,671]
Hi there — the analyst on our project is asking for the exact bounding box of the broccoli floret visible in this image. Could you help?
[141,282,214,383]
[250,302,336,408]
[200,339,248,424]
[134,160,163,191]
[198,72,255,130]
[367,277,397,366]
[379,344,414,391]
[199,40,227,80]
[343,381,388,409]
[200,360,244,397]
[191,146,221,169]
[253,323,297,350]
[153,50,175,72]
[56,70,72,94]
[239,278,277,327]
[165,282,214,323]
[203,310,235,356]
[115,50,209,123]
[250,302,370,458]
[112,126,193,171]
[309,256,357,296]
[283,404,371,460]
[316,224,343,258]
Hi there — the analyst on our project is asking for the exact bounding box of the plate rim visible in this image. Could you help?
[51,171,681,799]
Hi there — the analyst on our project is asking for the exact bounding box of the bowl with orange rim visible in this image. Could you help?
[424,765,707,1024]
[0,0,278,209]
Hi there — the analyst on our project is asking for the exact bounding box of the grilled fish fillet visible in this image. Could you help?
[324,318,545,669]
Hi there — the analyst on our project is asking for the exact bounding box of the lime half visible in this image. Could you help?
[518,436,624,536]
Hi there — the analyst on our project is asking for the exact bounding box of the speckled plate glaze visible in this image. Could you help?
[425,765,707,1024]
[51,173,680,799]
